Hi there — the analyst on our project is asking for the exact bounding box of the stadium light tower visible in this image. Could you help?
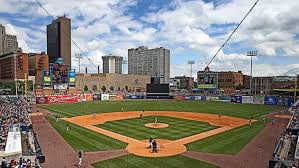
[188,61,195,78]
[247,51,257,96]
[75,53,83,74]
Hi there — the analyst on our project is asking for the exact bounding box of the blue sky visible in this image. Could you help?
[0,0,298,77]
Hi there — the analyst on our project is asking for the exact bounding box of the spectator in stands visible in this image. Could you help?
[0,97,32,151]
[1,157,7,168]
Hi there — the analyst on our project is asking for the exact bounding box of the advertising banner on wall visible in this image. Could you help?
[242,96,253,104]
[253,96,264,104]
[116,95,124,100]
[36,96,47,104]
[206,96,219,101]
[231,96,242,103]
[43,70,51,87]
[101,94,110,100]
[264,96,278,105]
[198,84,217,89]
[36,95,79,104]
[194,96,201,100]
[69,70,76,87]
[93,94,101,100]
[174,96,185,100]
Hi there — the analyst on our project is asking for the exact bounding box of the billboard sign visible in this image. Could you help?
[231,96,242,103]
[101,94,109,100]
[36,95,79,104]
[43,70,51,86]
[69,70,76,87]
[198,84,217,89]
[273,76,295,82]
[242,96,253,104]
[264,96,278,105]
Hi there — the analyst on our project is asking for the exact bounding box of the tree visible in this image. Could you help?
[92,84,98,92]
[84,85,89,92]
[109,86,114,91]
[101,86,106,92]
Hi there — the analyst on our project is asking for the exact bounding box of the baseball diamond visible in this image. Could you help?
[31,100,288,168]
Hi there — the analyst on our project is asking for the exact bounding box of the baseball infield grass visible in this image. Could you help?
[187,118,268,155]
[96,116,219,140]
[48,116,127,152]
[40,100,279,119]
[92,154,219,168]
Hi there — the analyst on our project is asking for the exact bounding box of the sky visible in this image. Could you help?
[0,0,298,78]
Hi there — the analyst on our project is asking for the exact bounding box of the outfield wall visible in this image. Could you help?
[174,95,294,107]
[36,93,295,107]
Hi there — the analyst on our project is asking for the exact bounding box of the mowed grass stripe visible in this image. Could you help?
[92,154,219,168]
[40,100,279,119]
[187,118,266,155]
[48,117,126,152]
[97,116,218,140]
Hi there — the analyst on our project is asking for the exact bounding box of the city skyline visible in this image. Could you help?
[0,0,298,77]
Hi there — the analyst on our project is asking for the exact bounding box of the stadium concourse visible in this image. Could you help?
[0,96,43,168]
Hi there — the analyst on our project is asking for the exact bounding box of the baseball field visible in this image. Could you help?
[40,100,280,167]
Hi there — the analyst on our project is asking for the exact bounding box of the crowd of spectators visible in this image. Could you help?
[0,96,32,151]
[1,157,36,168]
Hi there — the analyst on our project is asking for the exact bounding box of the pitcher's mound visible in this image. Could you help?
[145,123,169,129]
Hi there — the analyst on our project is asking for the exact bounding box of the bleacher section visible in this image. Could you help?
[0,96,44,167]
[270,103,299,168]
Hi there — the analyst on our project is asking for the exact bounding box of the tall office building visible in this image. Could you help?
[47,16,71,67]
[128,46,170,84]
[5,34,18,53]
[0,25,18,55]
[0,25,4,54]
[102,54,123,74]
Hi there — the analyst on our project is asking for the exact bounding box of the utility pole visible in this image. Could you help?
[247,51,257,96]
[75,53,83,74]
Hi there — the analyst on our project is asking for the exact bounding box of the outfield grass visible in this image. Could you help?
[92,154,219,168]
[48,116,127,152]
[187,118,269,155]
[96,116,218,140]
[40,100,279,119]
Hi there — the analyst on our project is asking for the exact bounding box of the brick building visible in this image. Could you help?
[217,71,244,93]
[0,51,28,80]
[174,76,194,90]
[0,51,49,84]
[75,73,151,92]
[28,52,49,85]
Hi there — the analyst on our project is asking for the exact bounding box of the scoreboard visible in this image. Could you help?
[42,62,76,89]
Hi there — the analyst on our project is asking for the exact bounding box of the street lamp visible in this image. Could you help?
[247,51,257,96]
[75,53,83,74]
